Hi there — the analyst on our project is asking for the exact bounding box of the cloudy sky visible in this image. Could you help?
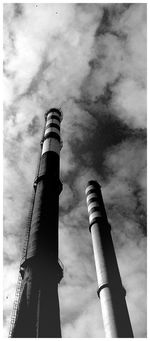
[3,2,147,338]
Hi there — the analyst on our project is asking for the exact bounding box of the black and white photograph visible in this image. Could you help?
[3,2,147,338]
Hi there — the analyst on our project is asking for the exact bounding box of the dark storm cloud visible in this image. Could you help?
[14,4,24,18]
[95,3,132,37]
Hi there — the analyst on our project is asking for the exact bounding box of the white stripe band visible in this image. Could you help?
[89,211,102,224]
[46,118,60,127]
[87,201,99,213]
[42,138,60,155]
[85,185,96,195]
[44,127,60,136]
[86,193,98,204]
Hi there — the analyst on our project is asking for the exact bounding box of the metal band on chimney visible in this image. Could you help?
[42,138,60,156]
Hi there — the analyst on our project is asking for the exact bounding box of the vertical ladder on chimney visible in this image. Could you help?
[8,272,22,337]
[8,119,48,337]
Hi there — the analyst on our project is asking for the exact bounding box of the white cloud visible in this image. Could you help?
[111,78,146,129]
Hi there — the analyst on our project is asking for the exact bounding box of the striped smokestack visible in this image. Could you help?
[10,108,63,338]
[85,180,134,338]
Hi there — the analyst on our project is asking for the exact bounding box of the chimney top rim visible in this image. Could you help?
[86,180,101,191]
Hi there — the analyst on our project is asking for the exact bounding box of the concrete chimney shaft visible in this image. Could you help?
[10,108,63,338]
[85,180,134,338]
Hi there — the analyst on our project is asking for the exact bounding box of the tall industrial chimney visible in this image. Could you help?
[85,180,134,338]
[9,108,63,338]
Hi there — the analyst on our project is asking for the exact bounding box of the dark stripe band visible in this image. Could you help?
[46,123,60,131]
[89,206,101,215]
[47,114,61,122]
[89,217,102,232]
[87,197,99,205]
[86,188,99,197]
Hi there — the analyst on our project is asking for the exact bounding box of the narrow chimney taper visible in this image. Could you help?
[85,180,134,338]
[9,108,63,338]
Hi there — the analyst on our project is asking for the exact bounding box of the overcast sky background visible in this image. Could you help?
[3,2,147,338]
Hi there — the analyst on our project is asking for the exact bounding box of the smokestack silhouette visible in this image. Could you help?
[9,108,63,337]
[85,180,134,338]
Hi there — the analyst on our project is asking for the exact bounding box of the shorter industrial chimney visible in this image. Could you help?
[85,180,134,338]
